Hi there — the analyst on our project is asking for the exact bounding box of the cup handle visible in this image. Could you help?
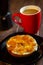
[12,13,22,26]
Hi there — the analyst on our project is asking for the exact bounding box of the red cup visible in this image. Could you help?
[12,5,41,34]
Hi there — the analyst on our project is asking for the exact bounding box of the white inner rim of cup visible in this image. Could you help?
[20,5,41,15]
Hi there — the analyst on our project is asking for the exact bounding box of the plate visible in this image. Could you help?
[0,32,43,65]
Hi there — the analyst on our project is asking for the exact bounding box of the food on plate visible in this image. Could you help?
[6,35,38,57]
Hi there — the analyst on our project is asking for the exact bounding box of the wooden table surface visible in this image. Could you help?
[0,0,43,65]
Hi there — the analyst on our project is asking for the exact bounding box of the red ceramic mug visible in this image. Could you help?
[12,5,41,34]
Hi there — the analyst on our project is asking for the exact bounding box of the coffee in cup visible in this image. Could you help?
[23,9,38,14]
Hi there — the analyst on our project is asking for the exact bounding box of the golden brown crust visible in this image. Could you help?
[6,35,38,57]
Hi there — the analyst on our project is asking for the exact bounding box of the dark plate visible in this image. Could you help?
[0,32,43,65]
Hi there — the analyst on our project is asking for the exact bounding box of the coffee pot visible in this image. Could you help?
[0,0,13,30]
